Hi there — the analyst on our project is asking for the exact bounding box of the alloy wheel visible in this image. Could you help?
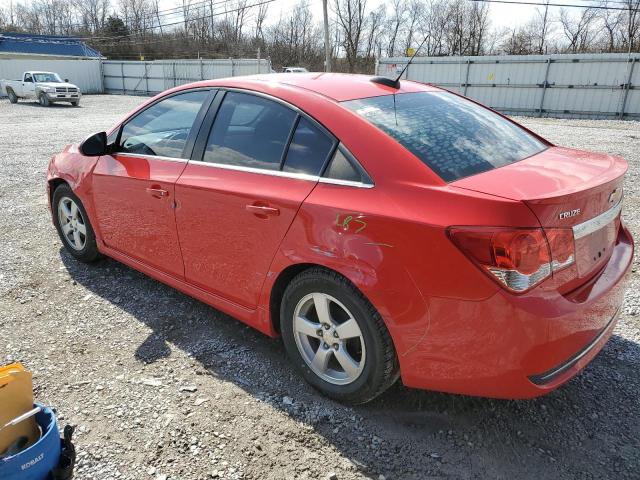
[293,292,366,385]
[57,196,87,251]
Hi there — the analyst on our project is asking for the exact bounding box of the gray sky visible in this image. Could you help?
[9,0,597,34]
[154,0,557,30]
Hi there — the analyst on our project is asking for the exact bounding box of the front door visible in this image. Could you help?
[92,89,213,278]
[23,73,35,98]
[175,91,337,308]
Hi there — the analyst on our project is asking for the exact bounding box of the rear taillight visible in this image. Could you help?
[448,227,575,293]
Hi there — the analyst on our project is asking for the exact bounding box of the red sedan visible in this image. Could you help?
[47,73,634,404]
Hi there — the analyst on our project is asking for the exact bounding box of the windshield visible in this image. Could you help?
[342,92,547,182]
[32,72,62,83]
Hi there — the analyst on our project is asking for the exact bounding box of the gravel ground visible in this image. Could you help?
[1,95,638,480]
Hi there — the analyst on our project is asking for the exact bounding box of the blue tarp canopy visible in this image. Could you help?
[0,32,101,58]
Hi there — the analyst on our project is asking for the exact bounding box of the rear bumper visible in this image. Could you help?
[400,223,634,398]
[528,307,619,386]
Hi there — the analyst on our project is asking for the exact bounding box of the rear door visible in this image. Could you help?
[175,90,337,308]
[92,89,214,278]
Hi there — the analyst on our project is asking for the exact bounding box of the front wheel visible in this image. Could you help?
[281,268,399,404]
[70,99,80,107]
[38,93,50,107]
[52,184,101,262]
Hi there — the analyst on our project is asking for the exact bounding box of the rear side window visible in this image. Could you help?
[283,118,335,175]
[342,92,546,182]
[203,92,297,170]
[120,90,209,158]
[324,146,372,185]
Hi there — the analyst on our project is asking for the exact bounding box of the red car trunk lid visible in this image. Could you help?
[452,146,627,281]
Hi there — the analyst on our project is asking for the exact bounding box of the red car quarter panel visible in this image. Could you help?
[47,73,634,404]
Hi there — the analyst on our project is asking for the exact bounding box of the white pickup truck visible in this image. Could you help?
[1,71,81,107]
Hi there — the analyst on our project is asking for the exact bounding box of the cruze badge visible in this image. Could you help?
[559,209,581,219]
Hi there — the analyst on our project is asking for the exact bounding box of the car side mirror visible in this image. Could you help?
[64,78,69,83]
[80,132,108,156]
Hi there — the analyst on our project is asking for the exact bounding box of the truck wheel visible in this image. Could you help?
[7,88,18,104]
[38,93,50,107]
[71,99,80,107]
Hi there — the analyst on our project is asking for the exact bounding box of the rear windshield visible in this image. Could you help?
[342,92,547,182]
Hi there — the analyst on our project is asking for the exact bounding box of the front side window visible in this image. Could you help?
[203,92,297,170]
[342,92,547,182]
[24,73,33,82]
[119,90,209,158]
[32,72,61,83]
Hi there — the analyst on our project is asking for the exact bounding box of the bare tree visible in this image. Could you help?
[364,4,385,58]
[532,1,551,54]
[622,0,640,51]
[334,0,367,72]
[385,0,406,56]
[559,7,597,53]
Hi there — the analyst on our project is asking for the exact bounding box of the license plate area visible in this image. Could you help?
[574,217,619,277]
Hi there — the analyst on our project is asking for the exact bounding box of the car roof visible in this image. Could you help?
[201,72,440,102]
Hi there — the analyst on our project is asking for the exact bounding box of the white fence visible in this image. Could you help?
[377,53,640,119]
[102,58,271,95]
[0,58,103,95]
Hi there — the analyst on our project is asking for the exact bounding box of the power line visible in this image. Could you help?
[80,0,276,42]
[470,0,640,10]
[37,0,233,31]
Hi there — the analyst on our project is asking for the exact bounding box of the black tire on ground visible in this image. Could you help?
[70,99,80,107]
[38,93,50,107]
[7,88,18,103]
[52,183,102,263]
[280,267,400,404]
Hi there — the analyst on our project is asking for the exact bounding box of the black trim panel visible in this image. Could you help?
[528,308,619,386]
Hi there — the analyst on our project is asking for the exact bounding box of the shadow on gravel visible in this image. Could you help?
[7,101,79,108]
[60,249,640,479]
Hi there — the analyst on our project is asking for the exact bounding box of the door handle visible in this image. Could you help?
[146,187,169,198]
[246,204,280,216]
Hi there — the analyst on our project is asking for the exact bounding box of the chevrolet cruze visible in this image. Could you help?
[47,73,633,404]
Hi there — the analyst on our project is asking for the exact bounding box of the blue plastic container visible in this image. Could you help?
[0,405,60,480]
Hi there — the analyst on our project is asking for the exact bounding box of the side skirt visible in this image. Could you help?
[98,245,276,337]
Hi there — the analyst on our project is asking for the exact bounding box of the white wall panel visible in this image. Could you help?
[102,58,270,96]
[378,53,640,119]
[0,58,102,94]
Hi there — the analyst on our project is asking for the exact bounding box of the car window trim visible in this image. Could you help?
[279,114,302,170]
[113,87,216,161]
[111,152,188,164]
[188,87,374,188]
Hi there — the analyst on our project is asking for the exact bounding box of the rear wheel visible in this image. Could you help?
[38,93,50,107]
[7,88,17,104]
[281,268,399,404]
[52,184,101,262]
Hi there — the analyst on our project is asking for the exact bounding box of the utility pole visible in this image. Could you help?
[322,0,331,72]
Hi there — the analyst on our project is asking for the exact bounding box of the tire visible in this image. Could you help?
[52,184,101,263]
[70,99,80,107]
[281,268,399,404]
[7,88,18,104]
[38,93,50,107]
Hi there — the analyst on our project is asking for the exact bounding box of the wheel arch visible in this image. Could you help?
[269,262,324,334]
[48,177,69,204]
